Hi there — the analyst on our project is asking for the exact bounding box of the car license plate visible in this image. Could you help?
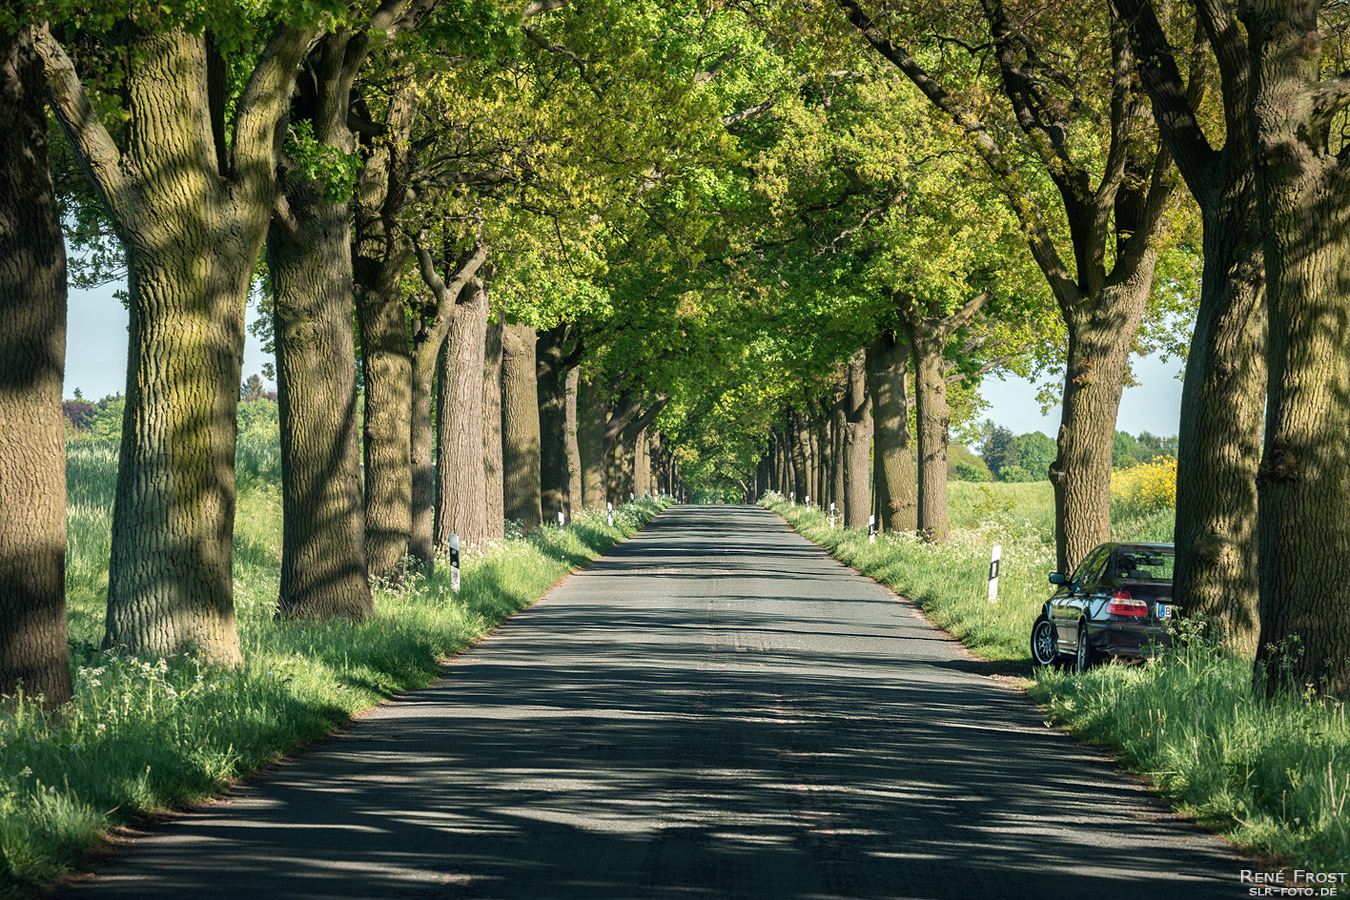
[1156,602,1171,619]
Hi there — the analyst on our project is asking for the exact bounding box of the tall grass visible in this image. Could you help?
[1029,639,1350,869]
[1,440,668,893]
[766,486,1350,871]
[776,493,1053,661]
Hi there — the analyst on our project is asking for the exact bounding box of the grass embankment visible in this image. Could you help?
[765,485,1350,872]
[0,436,669,893]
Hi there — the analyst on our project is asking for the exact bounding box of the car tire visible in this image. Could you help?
[1075,622,1096,674]
[1031,614,1059,668]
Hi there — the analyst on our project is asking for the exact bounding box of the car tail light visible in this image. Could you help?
[1106,590,1148,617]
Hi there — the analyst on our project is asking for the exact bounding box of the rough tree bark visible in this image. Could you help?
[415,238,496,553]
[39,22,315,663]
[436,280,489,548]
[409,315,435,568]
[634,428,651,496]
[565,367,583,517]
[830,392,846,513]
[353,82,421,581]
[842,351,872,528]
[814,399,834,511]
[576,372,609,509]
[1243,0,1350,696]
[536,324,581,523]
[867,330,917,533]
[501,322,542,530]
[788,403,809,502]
[483,310,505,539]
[268,172,371,620]
[1114,0,1267,653]
[0,25,72,706]
[803,398,820,504]
[268,29,377,620]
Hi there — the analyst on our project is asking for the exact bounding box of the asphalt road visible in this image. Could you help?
[58,504,1248,900]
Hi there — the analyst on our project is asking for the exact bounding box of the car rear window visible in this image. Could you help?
[1113,550,1175,581]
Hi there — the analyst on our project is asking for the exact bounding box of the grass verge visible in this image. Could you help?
[0,440,669,894]
[764,488,1350,872]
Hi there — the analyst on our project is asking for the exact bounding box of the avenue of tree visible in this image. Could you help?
[2,0,1349,704]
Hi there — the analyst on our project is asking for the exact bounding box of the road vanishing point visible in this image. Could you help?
[59,505,1246,900]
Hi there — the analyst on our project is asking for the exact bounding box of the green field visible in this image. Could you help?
[767,484,1350,872]
[0,438,668,893]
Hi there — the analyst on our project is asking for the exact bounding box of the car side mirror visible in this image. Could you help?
[1048,572,1067,585]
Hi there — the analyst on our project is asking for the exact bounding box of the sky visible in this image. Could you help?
[63,280,1187,439]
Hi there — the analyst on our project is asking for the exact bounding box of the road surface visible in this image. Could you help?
[59,504,1246,899]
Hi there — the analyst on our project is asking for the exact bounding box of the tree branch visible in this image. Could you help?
[523,0,569,18]
[722,97,776,126]
[410,231,490,380]
[1112,0,1216,197]
[836,0,1080,309]
[1313,72,1350,141]
[231,24,318,209]
[34,24,133,232]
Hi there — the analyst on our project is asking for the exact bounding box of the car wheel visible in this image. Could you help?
[1030,614,1058,667]
[1075,622,1096,674]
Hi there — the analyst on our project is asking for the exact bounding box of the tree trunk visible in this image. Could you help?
[270,26,412,617]
[413,238,494,558]
[268,176,371,621]
[816,408,833,510]
[772,427,786,495]
[804,402,820,504]
[40,24,313,664]
[867,331,917,532]
[409,336,436,567]
[0,26,71,706]
[830,397,846,513]
[482,311,505,539]
[577,373,608,509]
[536,324,572,523]
[1174,218,1265,654]
[565,367,582,517]
[1050,283,1151,573]
[788,404,809,502]
[435,282,489,548]
[351,83,420,583]
[1245,0,1350,697]
[909,323,951,542]
[842,351,872,528]
[105,135,250,657]
[500,322,542,530]
[1114,0,1267,656]
[354,208,413,582]
[634,428,651,496]
[609,427,637,504]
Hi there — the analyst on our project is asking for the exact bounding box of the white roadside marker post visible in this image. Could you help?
[790,491,795,508]
[988,544,1002,603]
[868,514,876,544]
[607,501,613,527]
[558,511,565,527]
[830,502,836,529]
[448,533,460,594]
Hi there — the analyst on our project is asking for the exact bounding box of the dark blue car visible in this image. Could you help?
[1030,542,1176,672]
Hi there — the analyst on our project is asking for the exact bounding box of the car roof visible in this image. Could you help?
[1110,542,1174,552]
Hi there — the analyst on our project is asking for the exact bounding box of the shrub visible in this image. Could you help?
[953,461,992,482]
